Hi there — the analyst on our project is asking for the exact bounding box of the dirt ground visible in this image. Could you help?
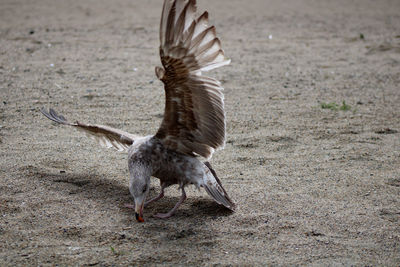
[1,0,399,265]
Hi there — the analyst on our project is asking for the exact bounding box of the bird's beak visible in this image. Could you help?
[135,201,144,222]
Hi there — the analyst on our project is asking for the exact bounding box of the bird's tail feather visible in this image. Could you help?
[203,161,235,211]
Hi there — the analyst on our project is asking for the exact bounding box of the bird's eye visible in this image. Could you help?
[142,185,147,193]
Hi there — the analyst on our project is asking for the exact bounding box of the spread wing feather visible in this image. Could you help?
[41,108,138,152]
[156,0,230,159]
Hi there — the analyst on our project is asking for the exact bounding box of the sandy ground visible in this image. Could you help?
[1,0,399,265]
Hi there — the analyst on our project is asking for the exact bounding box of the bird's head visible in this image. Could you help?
[129,175,150,222]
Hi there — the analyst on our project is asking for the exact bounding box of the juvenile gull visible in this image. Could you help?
[41,0,235,222]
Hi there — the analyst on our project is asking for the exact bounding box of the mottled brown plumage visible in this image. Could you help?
[41,0,234,221]
[156,0,230,159]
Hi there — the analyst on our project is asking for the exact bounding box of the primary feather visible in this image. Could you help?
[41,108,138,152]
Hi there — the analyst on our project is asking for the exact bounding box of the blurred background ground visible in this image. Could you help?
[0,0,399,265]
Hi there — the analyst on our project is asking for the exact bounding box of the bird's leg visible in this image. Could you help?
[144,183,166,207]
[153,187,186,219]
[124,203,135,209]
[125,183,166,210]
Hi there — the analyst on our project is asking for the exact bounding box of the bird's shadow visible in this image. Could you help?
[35,170,234,222]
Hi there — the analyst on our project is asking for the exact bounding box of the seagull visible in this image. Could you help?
[41,0,235,222]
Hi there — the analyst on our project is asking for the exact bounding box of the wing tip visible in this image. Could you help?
[160,0,230,73]
[195,11,209,25]
[41,107,71,125]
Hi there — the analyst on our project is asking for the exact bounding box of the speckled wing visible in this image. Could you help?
[155,0,230,159]
[41,108,138,152]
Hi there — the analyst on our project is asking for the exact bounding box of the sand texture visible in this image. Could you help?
[1,0,399,265]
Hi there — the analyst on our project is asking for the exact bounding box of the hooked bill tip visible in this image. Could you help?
[135,212,144,222]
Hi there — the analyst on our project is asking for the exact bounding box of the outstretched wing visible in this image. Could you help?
[155,0,230,159]
[41,108,138,152]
